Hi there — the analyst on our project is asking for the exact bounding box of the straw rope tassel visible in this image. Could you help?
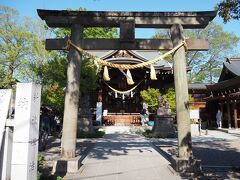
[150,65,157,80]
[103,66,110,81]
[126,69,134,85]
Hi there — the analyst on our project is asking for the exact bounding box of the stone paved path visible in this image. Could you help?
[66,126,181,180]
[153,129,240,179]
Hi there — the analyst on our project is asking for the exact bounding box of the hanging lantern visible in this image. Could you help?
[150,65,157,80]
[126,69,134,85]
[103,66,110,81]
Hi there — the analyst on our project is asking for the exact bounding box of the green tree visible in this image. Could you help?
[217,0,240,22]
[140,88,178,113]
[153,21,239,83]
[162,88,176,113]
[140,88,161,112]
[185,22,239,83]
[0,6,52,88]
[35,56,67,112]
[37,8,118,112]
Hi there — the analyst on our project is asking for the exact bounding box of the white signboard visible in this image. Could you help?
[190,110,200,119]
[96,102,102,124]
[103,110,108,116]
[0,89,12,150]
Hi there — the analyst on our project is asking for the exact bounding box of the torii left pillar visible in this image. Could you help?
[61,24,83,159]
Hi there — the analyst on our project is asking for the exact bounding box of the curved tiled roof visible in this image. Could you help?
[88,50,173,69]
[219,58,240,82]
[223,58,240,76]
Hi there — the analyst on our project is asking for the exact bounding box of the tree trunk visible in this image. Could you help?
[61,24,83,159]
[170,24,192,159]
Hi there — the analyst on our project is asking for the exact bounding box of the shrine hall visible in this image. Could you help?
[87,49,203,125]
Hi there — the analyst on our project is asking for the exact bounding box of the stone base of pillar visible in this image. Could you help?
[52,156,82,176]
[170,155,202,177]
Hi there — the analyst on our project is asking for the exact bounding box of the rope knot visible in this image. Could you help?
[65,37,71,50]
[182,39,188,51]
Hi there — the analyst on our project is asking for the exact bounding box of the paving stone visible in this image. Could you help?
[70,126,181,180]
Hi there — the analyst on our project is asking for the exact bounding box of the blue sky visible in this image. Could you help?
[1,0,240,39]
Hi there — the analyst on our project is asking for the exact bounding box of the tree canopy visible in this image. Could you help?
[153,21,239,83]
[140,88,176,114]
[0,6,52,88]
[217,0,240,22]
[0,6,118,113]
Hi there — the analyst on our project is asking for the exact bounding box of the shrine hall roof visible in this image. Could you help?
[88,50,173,69]
[218,58,240,82]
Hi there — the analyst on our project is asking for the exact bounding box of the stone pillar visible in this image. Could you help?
[11,83,41,180]
[0,89,12,150]
[234,103,238,129]
[61,24,83,159]
[171,24,192,159]
[227,102,231,129]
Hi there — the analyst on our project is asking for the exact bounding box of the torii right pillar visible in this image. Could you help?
[170,24,201,174]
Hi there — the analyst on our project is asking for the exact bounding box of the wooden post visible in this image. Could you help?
[234,103,238,129]
[61,24,83,159]
[171,24,192,159]
[227,102,231,129]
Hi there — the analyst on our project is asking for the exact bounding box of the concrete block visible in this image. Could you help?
[153,115,176,138]
[52,156,82,175]
[170,155,202,176]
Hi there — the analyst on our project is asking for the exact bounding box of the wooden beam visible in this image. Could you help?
[45,38,209,51]
[227,103,231,129]
[37,10,217,29]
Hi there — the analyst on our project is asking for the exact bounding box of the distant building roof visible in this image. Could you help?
[207,76,240,92]
[218,58,240,82]
[188,83,208,90]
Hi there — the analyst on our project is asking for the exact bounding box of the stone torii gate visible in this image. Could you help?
[38,9,216,172]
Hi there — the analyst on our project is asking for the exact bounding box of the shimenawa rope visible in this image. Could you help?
[66,39,187,70]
